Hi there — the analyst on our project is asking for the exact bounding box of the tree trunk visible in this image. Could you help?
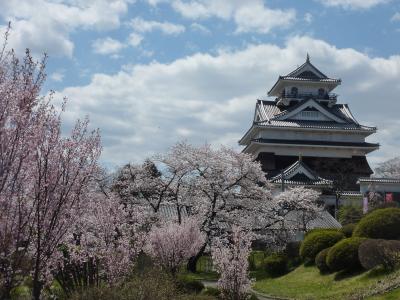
[187,242,207,273]
[1,285,12,300]
[32,253,43,300]
[32,277,42,300]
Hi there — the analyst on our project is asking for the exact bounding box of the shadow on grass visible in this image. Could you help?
[365,266,394,279]
[250,270,271,281]
[334,268,365,281]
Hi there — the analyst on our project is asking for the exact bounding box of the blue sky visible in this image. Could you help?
[1,0,400,169]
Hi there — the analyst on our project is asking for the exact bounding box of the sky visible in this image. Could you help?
[1,0,400,170]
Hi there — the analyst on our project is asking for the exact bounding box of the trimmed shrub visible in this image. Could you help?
[359,239,400,270]
[177,278,205,294]
[264,253,288,277]
[340,223,356,238]
[338,205,363,225]
[353,208,400,239]
[326,237,365,271]
[300,230,345,264]
[315,247,331,274]
[305,228,339,237]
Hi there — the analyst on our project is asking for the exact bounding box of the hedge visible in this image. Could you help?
[315,247,331,274]
[358,239,400,270]
[264,253,288,277]
[326,237,365,271]
[300,230,345,263]
[353,208,400,239]
[305,228,339,237]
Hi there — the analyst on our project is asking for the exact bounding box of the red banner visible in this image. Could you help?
[386,193,393,202]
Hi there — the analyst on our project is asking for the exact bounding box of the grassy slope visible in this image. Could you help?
[253,265,400,300]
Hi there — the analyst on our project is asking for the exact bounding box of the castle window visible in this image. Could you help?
[318,88,325,97]
[291,87,298,97]
[300,111,320,119]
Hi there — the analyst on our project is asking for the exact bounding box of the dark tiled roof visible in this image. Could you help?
[268,58,341,95]
[254,99,376,132]
[270,210,342,230]
[252,138,379,148]
[307,210,342,229]
[358,177,400,184]
[286,57,328,78]
[279,76,341,83]
[270,159,333,186]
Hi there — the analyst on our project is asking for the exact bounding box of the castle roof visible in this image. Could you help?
[239,99,377,146]
[269,158,333,187]
[255,99,375,131]
[268,55,341,96]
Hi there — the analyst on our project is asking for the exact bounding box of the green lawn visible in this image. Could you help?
[253,265,400,300]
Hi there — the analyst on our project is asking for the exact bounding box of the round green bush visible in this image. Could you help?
[358,239,400,270]
[326,237,366,271]
[353,208,400,239]
[264,253,288,277]
[305,228,339,237]
[340,223,356,238]
[300,230,345,263]
[315,247,331,274]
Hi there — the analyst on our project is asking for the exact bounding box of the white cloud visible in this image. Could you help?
[233,2,296,34]
[148,0,296,34]
[55,35,400,168]
[304,13,313,24]
[190,23,211,35]
[129,17,185,35]
[50,71,65,82]
[92,37,126,55]
[128,32,144,47]
[0,0,131,57]
[318,0,390,10]
[391,12,400,22]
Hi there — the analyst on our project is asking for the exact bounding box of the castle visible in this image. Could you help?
[239,55,379,213]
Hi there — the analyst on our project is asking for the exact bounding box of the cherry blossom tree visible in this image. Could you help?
[211,226,253,300]
[146,217,205,276]
[158,143,274,272]
[113,143,323,272]
[374,157,400,178]
[56,187,147,295]
[271,187,321,246]
[0,27,102,300]
[0,28,49,298]
[113,157,192,224]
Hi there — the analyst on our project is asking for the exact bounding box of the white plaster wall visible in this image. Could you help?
[360,182,400,193]
[283,82,337,95]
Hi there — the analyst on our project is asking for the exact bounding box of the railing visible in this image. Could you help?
[282,92,337,101]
